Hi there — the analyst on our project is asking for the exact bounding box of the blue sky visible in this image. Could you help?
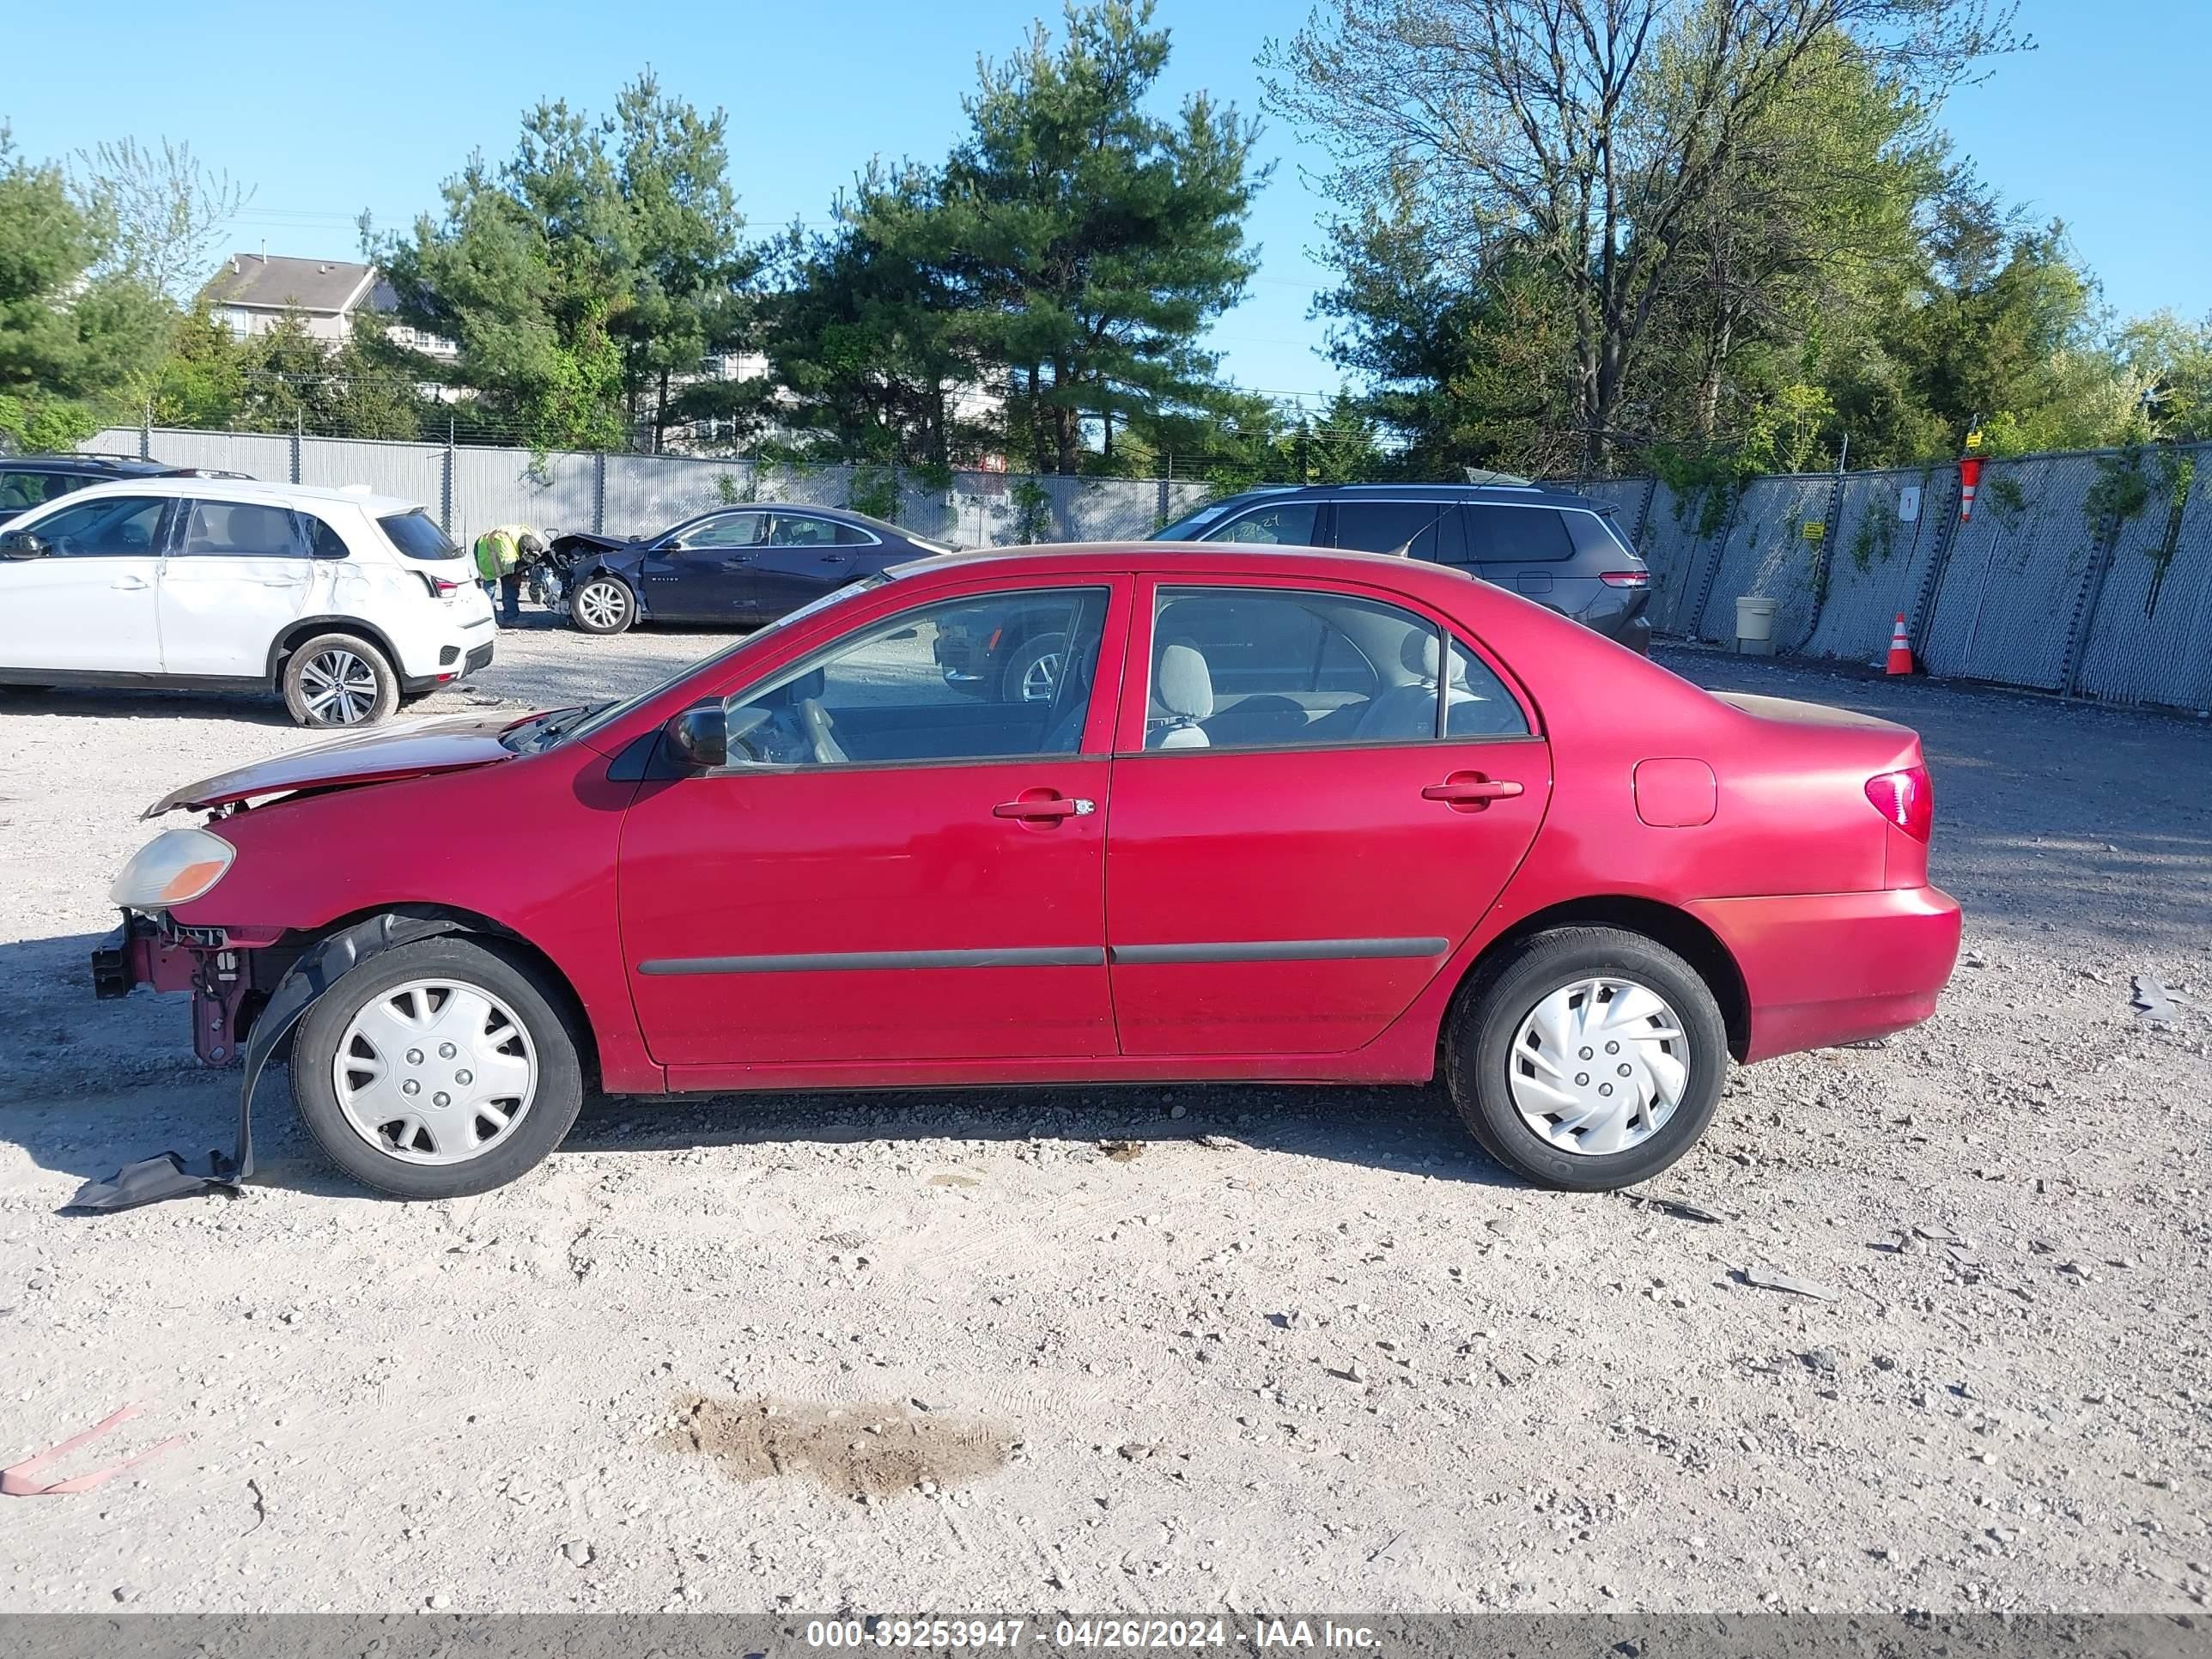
[4,0,2203,405]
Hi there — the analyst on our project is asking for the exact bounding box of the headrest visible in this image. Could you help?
[1156,641,1213,721]
[1401,630,1441,679]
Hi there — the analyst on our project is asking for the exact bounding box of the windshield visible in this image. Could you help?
[524,573,896,750]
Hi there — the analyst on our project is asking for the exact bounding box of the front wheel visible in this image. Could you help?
[570,575,635,635]
[282,633,398,726]
[999,630,1068,704]
[289,936,585,1199]
[1444,926,1728,1191]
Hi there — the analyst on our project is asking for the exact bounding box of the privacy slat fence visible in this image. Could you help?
[86,427,2212,715]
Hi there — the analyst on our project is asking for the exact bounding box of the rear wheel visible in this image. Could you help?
[570,575,635,635]
[281,633,398,727]
[1444,926,1727,1190]
[289,937,585,1199]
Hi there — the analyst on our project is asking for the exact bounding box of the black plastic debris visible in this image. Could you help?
[66,1152,244,1212]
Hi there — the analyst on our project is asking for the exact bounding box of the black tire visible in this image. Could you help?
[569,574,636,635]
[281,632,399,727]
[999,629,1068,703]
[1443,926,1728,1191]
[289,936,586,1200]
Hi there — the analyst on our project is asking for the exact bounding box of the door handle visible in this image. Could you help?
[1422,774,1524,808]
[112,576,150,590]
[993,795,1096,822]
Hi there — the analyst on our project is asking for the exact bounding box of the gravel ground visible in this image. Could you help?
[0,620,2208,1614]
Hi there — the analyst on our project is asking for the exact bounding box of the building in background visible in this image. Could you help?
[203,252,458,362]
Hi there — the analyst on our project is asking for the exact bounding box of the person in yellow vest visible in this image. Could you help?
[471,524,538,628]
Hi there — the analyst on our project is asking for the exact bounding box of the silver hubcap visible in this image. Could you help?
[333,979,538,1165]
[578,582,626,629]
[1507,976,1688,1157]
[1018,650,1064,702]
[301,648,378,723]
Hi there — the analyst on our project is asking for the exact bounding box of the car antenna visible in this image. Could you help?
[1384,505,1455,559]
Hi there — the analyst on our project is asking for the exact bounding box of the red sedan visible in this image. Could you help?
[97,545,1960,1200]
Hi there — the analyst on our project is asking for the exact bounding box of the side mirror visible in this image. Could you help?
[665,705,727,771]
[0,529,49,561]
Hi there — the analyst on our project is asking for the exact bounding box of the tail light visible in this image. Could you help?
[1866,765,1933,842]
[419,574,464,599]
[1599,569,1651,588]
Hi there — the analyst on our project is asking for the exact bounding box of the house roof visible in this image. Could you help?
[204,254,378,316]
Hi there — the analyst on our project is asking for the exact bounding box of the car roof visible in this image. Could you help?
[668,501,930,538]
[26,476,427,517]
[888,541,1482,590]
[1192,480,1613,511]
[3,452,179,477]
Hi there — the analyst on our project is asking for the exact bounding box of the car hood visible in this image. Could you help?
[147,712,524,817]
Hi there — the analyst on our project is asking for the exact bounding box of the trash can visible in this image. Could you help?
[1735,595,1779,657]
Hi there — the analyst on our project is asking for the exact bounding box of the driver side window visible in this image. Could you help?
[15,495,168,557]
[725,587,1111,769]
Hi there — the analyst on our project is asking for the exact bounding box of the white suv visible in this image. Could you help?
[0,478,495,726]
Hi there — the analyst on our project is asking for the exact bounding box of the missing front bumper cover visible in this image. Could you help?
[67,913,467,1215]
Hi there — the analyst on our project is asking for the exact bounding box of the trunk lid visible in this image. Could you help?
[147,711,525,817]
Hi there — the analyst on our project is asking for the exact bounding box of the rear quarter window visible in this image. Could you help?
[1464,504,1575,562]
[379,510,461,561]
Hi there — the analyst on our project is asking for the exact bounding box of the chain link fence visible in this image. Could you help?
[83,427,2212,715]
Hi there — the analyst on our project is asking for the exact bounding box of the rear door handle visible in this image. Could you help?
[994,795,1096,822]
[112,576,150,591]
[1423,774,1524,807]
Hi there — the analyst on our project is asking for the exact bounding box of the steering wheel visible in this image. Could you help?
[799,698,847,765]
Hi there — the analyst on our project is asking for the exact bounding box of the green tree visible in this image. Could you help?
[1263,0,2021,470]
[373,74,755,450]
[231,311,426,440]
[0,125,168,446]
[944,0,1266,474]
[762,167,994,465]
[2119,311,2212,445]
[610,72,762,447]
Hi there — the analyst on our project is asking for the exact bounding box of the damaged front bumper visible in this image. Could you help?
[76,911,468,1212]
[91,911,291,1067]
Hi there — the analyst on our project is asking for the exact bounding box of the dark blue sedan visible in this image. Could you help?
[556,505,952,634]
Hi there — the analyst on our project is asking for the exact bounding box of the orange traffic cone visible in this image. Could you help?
[1885,613,1914,676]
[1958,456,1983,523]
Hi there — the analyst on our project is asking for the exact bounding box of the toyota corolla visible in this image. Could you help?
[94,544,1960,1202]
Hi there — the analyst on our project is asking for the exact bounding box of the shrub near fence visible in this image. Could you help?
[86,428,2212,714]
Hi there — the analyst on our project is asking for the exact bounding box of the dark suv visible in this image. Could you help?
[1152,481,1652,653]
[0,453,234,527]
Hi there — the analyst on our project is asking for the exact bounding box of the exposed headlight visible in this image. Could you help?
[111,828,236,910]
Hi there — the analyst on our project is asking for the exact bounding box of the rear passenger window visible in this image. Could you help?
[1464,505,1574,562]
[301,514,350,559]
[1331,501,1452,561]
[1145,586,1528,750]
[179,500,309,558]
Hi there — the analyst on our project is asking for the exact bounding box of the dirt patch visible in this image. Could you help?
[658,1394,1015,1498]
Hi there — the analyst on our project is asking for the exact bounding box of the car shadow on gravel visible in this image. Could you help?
[3,1067,1527,1203]
[556,1081,1525,1188]
[0,684,296,726]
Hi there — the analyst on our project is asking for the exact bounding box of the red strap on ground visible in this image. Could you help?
[1,1403,186,1496]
